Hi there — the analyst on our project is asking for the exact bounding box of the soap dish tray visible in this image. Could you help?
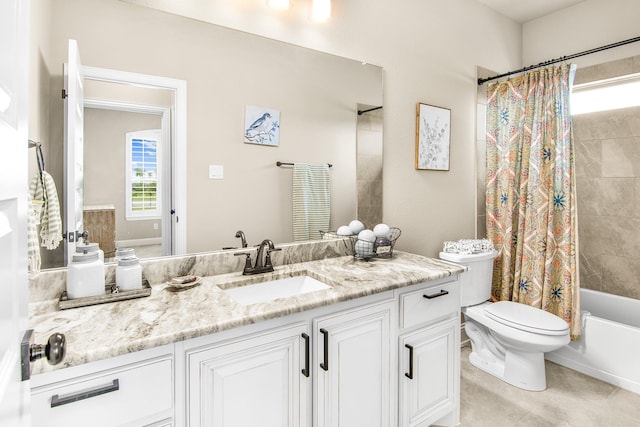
[58,279,151,310]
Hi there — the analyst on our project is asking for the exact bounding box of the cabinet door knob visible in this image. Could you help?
[320,328,329,371]
[405,344,414,380]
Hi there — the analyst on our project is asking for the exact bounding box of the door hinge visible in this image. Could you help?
[61,89,67,99]
[62,230,89,243]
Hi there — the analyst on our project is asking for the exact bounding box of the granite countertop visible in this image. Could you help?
[29,251,463,375]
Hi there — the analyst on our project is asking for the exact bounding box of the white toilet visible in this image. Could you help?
[440,250,570,391]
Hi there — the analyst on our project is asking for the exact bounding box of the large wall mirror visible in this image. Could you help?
[31,0,383,269]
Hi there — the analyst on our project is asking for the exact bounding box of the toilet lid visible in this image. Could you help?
[484,301,569,336]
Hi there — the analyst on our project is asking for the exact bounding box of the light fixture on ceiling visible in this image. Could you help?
[310,0,331,22]
[267,0,292,10]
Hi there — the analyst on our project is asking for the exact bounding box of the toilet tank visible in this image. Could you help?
[439,250,497,307]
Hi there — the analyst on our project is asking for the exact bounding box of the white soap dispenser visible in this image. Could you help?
[66,251,106,299]
[76,242,104,262]
[116,256,142,291]
[115,247,135,262]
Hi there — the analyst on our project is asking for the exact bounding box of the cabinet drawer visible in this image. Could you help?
[31,357,173,427]
[400,280,459,329]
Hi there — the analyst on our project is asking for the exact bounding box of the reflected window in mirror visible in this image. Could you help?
[125,130,162,220]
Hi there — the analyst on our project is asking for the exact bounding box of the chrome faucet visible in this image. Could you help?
[234,239,281,275]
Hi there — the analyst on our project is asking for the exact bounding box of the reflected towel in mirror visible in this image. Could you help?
[29,170,63,250]
[292,163,331,241]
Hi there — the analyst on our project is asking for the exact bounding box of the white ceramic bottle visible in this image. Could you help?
[66,251,106,299]
[116,256,142,291]
[76,242,104,262]
[114,247,135,262]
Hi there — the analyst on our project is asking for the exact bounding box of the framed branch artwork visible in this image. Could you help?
[415,103,451,171]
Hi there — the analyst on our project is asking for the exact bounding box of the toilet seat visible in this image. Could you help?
[484,301,569,336]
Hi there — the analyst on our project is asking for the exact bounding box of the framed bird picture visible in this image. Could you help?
[244,105,281,146]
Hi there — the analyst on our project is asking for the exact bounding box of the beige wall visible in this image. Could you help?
[523,0,640,68]
[84,108,162,242]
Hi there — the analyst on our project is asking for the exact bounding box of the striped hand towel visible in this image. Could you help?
[27,200,42,278]
[292,163,331,241]
[29,171,63,250]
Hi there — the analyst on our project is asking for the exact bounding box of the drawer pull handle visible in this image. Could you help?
[423,290,449,299]
[405,344,414,380]
[50,378,120,408]
[301,333,310,377]
[320,328,329,371]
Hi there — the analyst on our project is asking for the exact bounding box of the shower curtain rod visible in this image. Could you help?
[478,35,640,85]
[357,106,382,115]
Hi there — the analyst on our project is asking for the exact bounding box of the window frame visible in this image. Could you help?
[125,129,162,221]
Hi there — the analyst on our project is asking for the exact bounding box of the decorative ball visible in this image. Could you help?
[337,225,353,236]
[348,219,365,234]
[373,223,390,238]
[358,229,376,242]
[355,239,374,258]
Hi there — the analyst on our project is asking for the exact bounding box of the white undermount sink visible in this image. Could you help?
[222,275,331,305]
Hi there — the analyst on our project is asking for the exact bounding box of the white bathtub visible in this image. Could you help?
[546,288,640,394]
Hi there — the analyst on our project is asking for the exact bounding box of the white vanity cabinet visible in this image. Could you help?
[31,270,461,427]
[313,300,393,427]
[30,344,175,427]
[397,279,461,427]
[180,296,393,427]
[174,278,459,427]
[184,322,311,427]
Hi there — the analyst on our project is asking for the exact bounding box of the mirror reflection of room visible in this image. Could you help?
[30,0,383,269]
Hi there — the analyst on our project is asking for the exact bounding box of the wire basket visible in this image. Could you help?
[322,227,401,260]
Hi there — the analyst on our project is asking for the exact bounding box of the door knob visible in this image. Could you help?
[21,330,66,381]
[30,332,66,365]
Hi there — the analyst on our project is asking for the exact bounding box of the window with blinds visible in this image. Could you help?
[126,130,162,220]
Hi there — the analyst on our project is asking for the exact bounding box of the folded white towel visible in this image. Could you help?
[292,163,331,241]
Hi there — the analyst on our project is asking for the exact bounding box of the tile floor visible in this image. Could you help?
[459,345,640,426]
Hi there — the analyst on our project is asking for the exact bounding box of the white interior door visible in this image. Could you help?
[0,0,31,425]
[63,39,85,264]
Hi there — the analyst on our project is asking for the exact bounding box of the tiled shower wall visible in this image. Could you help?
[574,105,640,299]
[476,68,492,239]
[573,56,640,300]
[475,58,640,301]
[357,108,383,227]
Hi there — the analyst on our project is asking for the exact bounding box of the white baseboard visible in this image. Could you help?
[115,237,162,248]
